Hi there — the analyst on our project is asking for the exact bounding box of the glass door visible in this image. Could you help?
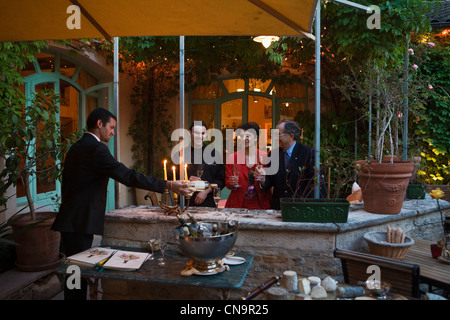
[16,81,60,207]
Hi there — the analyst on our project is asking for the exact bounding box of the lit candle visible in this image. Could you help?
[163,160,168,180]
[172,166,176,181]
[184,164,188,181]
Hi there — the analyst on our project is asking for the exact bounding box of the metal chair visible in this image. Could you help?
[334,248,421,298]
[144,191,159,206]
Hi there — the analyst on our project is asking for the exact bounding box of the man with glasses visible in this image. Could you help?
[256,120,325,209]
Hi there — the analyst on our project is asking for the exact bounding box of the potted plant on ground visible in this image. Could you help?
[406,156,427,199]
[1,89,74,271]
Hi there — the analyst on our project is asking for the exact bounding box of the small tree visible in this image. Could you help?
[0,41,47,211]
[0,89,76,220]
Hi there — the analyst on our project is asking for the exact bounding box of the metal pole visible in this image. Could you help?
[403,40,409,161]
[113,37,119,209]
[368,94,372,157]
[179,36,185,209]
[314,3,321,198]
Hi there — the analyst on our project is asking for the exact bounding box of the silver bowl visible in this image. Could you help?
[174,221,238,271]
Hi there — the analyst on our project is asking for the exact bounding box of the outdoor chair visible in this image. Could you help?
[334,248,421,298]
[144,191,159,206]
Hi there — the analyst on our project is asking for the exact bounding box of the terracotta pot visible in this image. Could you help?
[355,160,415,214]
[10,212,63,272]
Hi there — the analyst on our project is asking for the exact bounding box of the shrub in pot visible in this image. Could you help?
[1,89,77,271]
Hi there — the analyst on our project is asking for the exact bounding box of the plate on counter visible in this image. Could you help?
[223,256,246,265]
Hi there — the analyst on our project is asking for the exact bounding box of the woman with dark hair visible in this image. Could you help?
[185,120,225,207]
[225,122,272,209]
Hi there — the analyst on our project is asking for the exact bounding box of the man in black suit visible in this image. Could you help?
[185,121,225,207]
[256,120,325,209]
[52,108,190,299]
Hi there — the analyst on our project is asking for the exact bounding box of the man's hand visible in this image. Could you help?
[194,190,209,205]
[168,181,193,196]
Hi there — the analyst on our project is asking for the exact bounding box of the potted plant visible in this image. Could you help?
[313,0,433,215]
[406,156,427,199]
[350,59,418,214]
[280,144,354,223]
[1,89,74,271]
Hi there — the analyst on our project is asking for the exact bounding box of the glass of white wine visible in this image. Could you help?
[196,164,204,178]
[256,155,264,182]
[213,187,221,207]
[232,164,241,188]
[157,230,167,267]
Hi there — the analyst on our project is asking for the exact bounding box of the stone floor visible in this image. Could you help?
[0,268,61,300]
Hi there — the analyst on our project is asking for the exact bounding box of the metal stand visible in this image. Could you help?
[159,189,191,215]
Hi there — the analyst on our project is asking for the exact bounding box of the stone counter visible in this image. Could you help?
[101,199,449,300]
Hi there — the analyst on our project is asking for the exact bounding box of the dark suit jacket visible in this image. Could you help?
[265,142,325,209]
[52,133,167,235]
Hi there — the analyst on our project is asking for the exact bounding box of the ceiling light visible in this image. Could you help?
[253,36,279,48]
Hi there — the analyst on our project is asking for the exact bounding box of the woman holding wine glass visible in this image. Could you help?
[225,122,272,209]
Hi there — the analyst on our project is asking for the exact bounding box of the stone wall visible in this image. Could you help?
[100,199,449,300]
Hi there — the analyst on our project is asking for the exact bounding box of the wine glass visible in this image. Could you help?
[213,187,221,207]
[256,155,264,182]
[147,241,155,262]
[232,164,241,188]
[157,230,167,266]
[196,164,204,178]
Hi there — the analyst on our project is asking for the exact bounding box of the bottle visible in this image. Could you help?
[212,223,219,236]
[182,226,190,237]
[185,181,212,190]
[187,212,199,230]
[226,220,237,233]
[176,214,197,237]
[197,223,213,237]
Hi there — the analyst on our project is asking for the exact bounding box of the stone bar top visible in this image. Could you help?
[105,199,449,234]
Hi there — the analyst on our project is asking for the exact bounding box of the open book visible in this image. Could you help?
[66,247,150,271]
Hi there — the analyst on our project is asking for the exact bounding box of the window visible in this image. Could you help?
[18,51,114,210]
[189,77,308,149]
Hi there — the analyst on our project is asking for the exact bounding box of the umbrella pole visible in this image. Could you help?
[314,3,321,198]
[179,36,185,209]
[114,36,120,209]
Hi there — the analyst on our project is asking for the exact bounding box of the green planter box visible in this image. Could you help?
[406,184,426,199]
[280,198,350,223]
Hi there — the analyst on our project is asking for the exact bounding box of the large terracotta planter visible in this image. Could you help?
[355,160,415,214]
[10,212,64,272]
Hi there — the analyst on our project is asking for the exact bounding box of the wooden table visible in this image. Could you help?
[56,248,253,300]
[403,238,450,293]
